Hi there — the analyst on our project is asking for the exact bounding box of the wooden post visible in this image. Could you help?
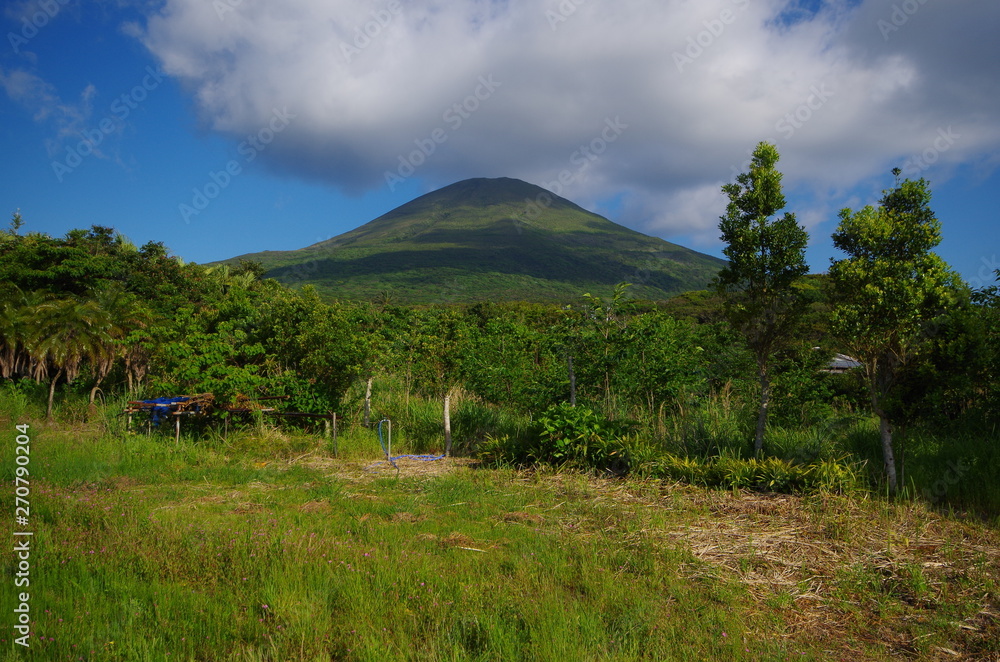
[174,413,181,445]
[330,413,338,458]
[444,391,452,457]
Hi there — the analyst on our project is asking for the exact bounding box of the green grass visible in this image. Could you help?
[2,415,998,661]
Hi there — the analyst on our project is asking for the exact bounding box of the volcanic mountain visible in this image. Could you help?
[225,177,726,304]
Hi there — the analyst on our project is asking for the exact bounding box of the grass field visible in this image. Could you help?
[2,417,999,661]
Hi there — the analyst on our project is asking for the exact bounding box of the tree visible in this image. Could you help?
[90,284,155,401]
[581,282,634,413]
[26,297,114,419]
[407,308,467,456]
[8,210,24,235]
[828,175,963,492]
[716,142,809,454]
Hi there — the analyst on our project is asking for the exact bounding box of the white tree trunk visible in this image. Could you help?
[364,375,373,427]
[879,414,898,493]
[754,367,770,455]
[46,369,62,421]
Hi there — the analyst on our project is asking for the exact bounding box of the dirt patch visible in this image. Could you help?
[298,500,331,513]
[391,511,424,523]
[301,456,479,482]
[499,511,545,525]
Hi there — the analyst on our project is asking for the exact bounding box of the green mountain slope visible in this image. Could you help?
[226,177,726,304]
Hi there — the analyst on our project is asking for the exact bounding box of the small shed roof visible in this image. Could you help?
[826,353,863,372]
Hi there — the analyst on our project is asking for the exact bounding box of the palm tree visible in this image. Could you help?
[0,287,48,380]
[89,284,156,402]
[26,297,114,419]
[0,287,25,379]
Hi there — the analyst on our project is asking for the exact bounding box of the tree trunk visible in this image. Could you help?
[88,383,103,421]
[879,414,898,493]
[567,354,576,407]
[443,391,452,457]
[754,367,770,455]
[364,375,373,427]
[89,382,104,405]
[871,357,899,493]
[47,368,62,421]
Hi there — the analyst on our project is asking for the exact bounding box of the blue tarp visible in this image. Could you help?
[140,396,190,426]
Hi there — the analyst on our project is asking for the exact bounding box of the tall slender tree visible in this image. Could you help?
[829,174,962,492]
[716,142,809,454]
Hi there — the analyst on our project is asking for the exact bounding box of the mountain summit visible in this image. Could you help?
[227,177,726,304]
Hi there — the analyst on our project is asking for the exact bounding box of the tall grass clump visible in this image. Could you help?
[664,389,756,459]
[641,453,865,494]
[0,379,46,423]
[898,419,1000,522]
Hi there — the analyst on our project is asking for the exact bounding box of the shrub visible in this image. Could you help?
[528,403,631,471]
[478,403,633,472]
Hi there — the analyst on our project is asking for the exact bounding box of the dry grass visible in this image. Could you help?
[493,471,1000,660]
[301,455,479,481]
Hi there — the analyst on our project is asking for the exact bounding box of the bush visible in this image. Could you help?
[529,403,632,471]
[478,403,633,472]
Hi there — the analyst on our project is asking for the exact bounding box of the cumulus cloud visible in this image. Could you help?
[135,0,1000,239]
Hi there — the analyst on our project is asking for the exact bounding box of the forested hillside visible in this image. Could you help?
[223,177,727,304]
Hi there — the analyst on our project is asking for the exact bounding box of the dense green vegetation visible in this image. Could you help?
[224,177,727,304]
[1,195,997,516]
[2,161,1000,659]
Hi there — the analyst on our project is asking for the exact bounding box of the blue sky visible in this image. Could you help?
[2,0,998,289]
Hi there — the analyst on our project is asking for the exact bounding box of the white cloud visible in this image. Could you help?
[135,0,1000,242]
[0,66,98,156]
